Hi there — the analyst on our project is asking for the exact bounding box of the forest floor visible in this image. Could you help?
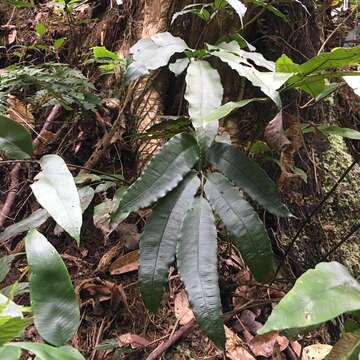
[1,2,359,359]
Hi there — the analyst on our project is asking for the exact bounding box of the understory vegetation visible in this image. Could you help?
[0,0,359,359]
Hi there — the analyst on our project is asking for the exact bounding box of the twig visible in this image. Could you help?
[81,85,135,172]
[272,158,358,284]
[321,223,360,261]
[0,164,21,228]
[145,320,196,360]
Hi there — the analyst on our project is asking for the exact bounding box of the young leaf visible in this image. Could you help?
[30,155,82,243]
[25,229,80,347]
[258,262,360,335]
[6,343,85,360]
[184,59,224,149]
[126,32,189,81]
[140,172,200,312]
[326,330,360,360]
[177,196,225,349]
[204,173,274,282]
[207,142,290,217]
[0,114,33,159]
[111,133,200,222]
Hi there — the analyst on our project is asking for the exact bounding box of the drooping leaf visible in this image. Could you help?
[0,209,49,243]
[30,155,82,243]
[171,3,212,25]
[25,230,80,346]
[326,330,360,360]
[225,0,247,25]
[204,173,274,282]
[111,133,200,222]
[303,124,360,140]
[0,345,21,360]
[0,114,33,159]
[139,172,200,312]
[258,262,360,335]
[207,142,290,217]
[184,59,224,149]
[209,43,291,107]
[177,196,225,349]
[126,32,189,81]
[6,343,85,360]
[0,254,21,283]
[1,282,29,298]
[201,98,266,126]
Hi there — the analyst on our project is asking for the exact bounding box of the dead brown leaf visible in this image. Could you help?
[116,223,140,250]
[265,112,291,152]
[248,331,289,357]
[118,333,150,349]
[96,242,123,273]
[174,290,194,325]
[302,344,333,360]
[225,326,255,360]
[6,95,35,128]
[110,250,139,275]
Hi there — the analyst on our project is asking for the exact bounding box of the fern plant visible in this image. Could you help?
[111,11,360,345]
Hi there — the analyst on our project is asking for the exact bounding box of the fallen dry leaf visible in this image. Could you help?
[96,241,123,273]
[118,333,150,349]
[225,326,255,360]
[265,111,291,152]
[110,250,139,275]
[249,331,289,357]
[116,222,140,250]
[302,344,333,360]
[174,290,194,325]
[6,95,35,128]
[239,310,262,335]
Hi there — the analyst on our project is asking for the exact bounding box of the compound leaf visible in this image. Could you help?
[30,155,82,243]
[111,133,200,222]
[204,173,274,282]
[25,230,80,346]
[258,262,360,335]
[207,142,289,217]
[0,114,33,159]
[177,196,225,349]
[140,172,200,312]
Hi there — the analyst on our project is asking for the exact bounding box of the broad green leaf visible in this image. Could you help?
[258,262,360,335]
[53,38,65,49]
[111,133,200,221]
[92,46,119,60]
[202,98,266,125]
[35,23,46,36]
[177,196,225,349]
[207,142,290,217]
[127,32,189,81]
[0,114,33,159]
[25,230,80,346]
[326,330,360,360]
[30,155,82,243]
[0,293,23,318]
[0,345,21,359]
[225,0,247,25]
[0,254,21,283]
[7,343,85,360]
[184,59,224,149]
[303,124,360,140]
[209,44,291,107]
[204,173,274,282]
[0,209,48,243]
[139,172,200,312]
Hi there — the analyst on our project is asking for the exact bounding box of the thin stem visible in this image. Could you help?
[271,158,358,284]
